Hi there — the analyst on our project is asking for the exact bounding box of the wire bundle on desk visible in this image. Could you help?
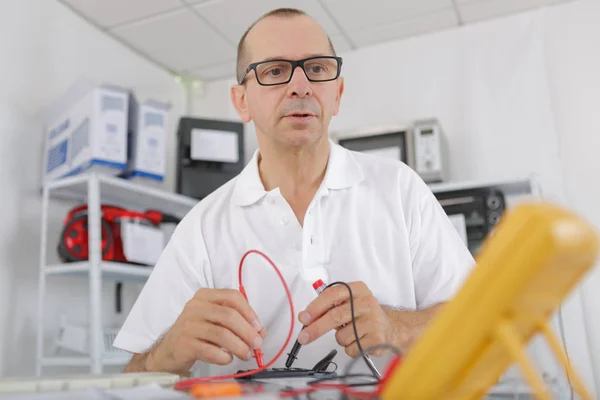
[173,249,402,399]
[173,249,295,391]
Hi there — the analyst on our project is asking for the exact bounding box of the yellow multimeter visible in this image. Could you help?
[381,202,599,400]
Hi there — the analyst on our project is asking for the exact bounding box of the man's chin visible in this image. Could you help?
[277,129,323,147]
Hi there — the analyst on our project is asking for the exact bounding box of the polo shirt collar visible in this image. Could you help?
[231,139,364,207]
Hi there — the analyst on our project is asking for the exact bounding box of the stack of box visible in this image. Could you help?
[42,83,169,186]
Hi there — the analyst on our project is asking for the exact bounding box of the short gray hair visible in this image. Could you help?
[236,8,337,83]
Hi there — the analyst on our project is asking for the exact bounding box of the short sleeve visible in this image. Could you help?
[409,179,475,309]
[113,212,211,354]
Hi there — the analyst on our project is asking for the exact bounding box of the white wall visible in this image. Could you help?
[543,0,600,390]
[197,0,600,394]
[0,0,185,376]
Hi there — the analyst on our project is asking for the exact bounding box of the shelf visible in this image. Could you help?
[44,172,198,219]
[41,355,131,367]
[45,261,153,282]
[428,176,534,196]
[37,172,189,375]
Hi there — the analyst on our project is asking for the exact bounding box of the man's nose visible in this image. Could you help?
[286,66,313,98]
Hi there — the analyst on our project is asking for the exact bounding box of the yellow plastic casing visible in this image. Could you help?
[381,202,599,400]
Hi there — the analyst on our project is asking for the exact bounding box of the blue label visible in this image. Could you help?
[47,139,68,173]
[106,123,117,133]
[144,112,164,128]
[49,118,70,140]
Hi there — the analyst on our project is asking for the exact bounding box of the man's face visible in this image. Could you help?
[231,16,344,148]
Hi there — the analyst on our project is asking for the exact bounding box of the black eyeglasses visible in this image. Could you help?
[238,56,343,86]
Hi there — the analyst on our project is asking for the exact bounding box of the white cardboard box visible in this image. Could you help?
[43,85,129,183]
[124,98,168,182]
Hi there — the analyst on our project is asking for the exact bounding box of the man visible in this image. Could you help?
[114,8,473,377]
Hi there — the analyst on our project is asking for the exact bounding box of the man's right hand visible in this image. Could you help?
[144,288,266,375]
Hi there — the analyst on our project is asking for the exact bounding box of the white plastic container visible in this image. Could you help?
[54,316,127,359]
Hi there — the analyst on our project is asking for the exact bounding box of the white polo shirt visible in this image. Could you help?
[113,140,474,376]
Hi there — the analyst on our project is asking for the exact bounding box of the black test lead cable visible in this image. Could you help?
[286,280,327,368]
[285,333,304,368]
[326,281,382,380]
[285,280,382,380]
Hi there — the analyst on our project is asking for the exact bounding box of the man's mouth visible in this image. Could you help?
[284,112,316,121]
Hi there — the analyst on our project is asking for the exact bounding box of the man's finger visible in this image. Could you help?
[345,337,391,358]
[202,303,263,351]
[298,285,348,326]
[298,282,371,326]
[198,321,253,361]
[334,316,377,347]
[343,322,389,358]
[344,332,383,358]
[344,332,378,358]
[297,303,354,345]
[192,339,234,366]
[199,289,264,332]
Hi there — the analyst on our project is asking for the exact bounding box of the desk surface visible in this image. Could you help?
[0,375,570,400]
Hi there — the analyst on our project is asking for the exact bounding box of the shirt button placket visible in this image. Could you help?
[303,206,315,270]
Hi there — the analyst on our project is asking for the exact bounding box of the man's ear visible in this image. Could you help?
[332,76,344,117]
[230,84,252,123]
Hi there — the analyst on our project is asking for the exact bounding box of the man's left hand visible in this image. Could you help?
[296,281,393,357]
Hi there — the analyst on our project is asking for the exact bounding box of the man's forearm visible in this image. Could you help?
[124,353,151,373]
[382,303,444,351]
[124,345,190,376]
[123,335,164,374]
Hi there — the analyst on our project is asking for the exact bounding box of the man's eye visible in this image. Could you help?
[310,66,323,73]
[268,68,282,76]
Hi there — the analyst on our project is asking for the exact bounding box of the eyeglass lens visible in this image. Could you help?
[255,57,339,85]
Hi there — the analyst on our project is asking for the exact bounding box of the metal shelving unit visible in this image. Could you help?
[35,172,197,376]
[45,262,153,282]
[428,176,538,196]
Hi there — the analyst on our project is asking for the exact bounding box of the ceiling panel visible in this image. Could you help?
[188,60,237,81]
[455,0,565,3]
[458,0,553,23]
[329,34,354,54]
[454,0,488,4]
[347,9,458,47]
[111,8,235,72]
[321,0,453,31]
[60,0,184,29]
[61,0,580,82]
[192,0,342,45]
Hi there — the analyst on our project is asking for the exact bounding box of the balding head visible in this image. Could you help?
[230,7,344,153]
[236,8,336,83]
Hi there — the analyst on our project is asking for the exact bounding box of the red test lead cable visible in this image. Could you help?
[173,249,295,392]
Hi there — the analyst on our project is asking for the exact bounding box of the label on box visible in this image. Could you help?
[137,109,166,175]
[121,221,164,265]
[191,128,239,163]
